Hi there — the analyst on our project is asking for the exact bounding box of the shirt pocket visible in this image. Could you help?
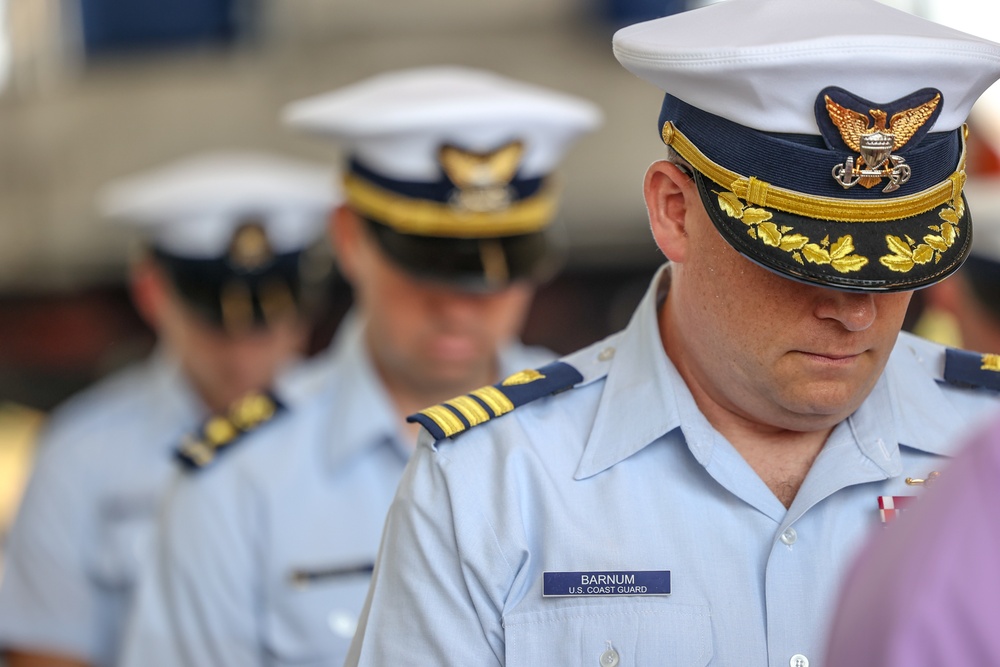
[92,503,155,589]
[503,599,713,666]
[265,569,372,666]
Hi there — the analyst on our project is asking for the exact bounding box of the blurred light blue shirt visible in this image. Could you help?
[0,352,200,666]
[0,348,328,667]
[346,265,1000,667]
[119,315,554,667]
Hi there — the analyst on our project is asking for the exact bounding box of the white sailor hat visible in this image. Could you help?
[282,66,602,289]
[614,0,1000,292]
[100,151,340,330]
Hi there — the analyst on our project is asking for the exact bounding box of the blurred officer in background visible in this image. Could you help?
[118,66,602,667]
[0,151,338,667]
[919,177,1000,353]
[344,2,1000,666]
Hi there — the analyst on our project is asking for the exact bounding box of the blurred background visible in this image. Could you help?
[1,0,1000,538]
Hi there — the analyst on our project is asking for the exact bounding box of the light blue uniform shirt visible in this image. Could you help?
[0,353,200,666]
[0,350,326,667]
[346,265,1000,667]
[119,315,553,667]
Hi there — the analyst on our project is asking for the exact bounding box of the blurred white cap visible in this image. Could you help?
[99,151,340,259]
[282,66,602,183]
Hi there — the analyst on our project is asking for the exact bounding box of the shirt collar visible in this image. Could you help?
[497,339,552,378]
[832,333,965,482]
[878,332,964,458]
[576,264,686,479]
[321,312,407,471]
[147,347,207,447]
[321,314,549,471]
[575,265,956,482]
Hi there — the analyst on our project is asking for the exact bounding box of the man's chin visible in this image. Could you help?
[424,336,483,365]
[779,391,869,430]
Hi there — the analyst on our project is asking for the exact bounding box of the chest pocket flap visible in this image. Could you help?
[265,570,372,665]
[92,499,157,589]
[503,600,712,667]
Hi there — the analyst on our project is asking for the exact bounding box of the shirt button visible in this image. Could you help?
[780,527,797,545]
[599,648,620,666]
[328,611,357,638]
[789,654,809,667]
[598,347,616,362]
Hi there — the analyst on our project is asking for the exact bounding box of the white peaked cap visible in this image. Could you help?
[613,0,1000,134]
[281,66,603,182]
[99,151,340,259]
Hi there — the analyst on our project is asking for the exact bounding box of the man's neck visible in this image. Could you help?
[696,398,831,508]
[658,285,834,508]
[375,360,500,449]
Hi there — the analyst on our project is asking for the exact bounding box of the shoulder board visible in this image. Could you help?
[175,391,285,471]
[943,349,1000,391]
[407,360,583,441]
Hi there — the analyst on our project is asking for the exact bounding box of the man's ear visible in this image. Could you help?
[644,160,697,263]
[330,205,363,283]
[128,257,169,329]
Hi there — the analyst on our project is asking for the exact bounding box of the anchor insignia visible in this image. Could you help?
[825,92,940,193]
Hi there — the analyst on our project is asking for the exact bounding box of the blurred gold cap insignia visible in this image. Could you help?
[228,222,273,270]
[439,141,524,213]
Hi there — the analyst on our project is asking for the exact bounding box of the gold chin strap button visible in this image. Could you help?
[905,471,940,486]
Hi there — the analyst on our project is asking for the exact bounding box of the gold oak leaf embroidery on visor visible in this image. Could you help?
[715,189,869,273]
[879,194,963,273]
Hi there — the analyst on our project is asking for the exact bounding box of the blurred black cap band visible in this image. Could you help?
[361,217,558,291]
[152,247,307,331]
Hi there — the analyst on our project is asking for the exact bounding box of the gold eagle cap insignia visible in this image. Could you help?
[826,92,940,193]
[825,93,941,154]
[438,141,524,213]
[501,369,546,386]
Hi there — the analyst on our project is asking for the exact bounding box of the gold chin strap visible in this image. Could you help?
[479,239,510,288]
[342,172,558,238]
[220,280,254,333]
[661,121,967,222]
[259,277,296,326]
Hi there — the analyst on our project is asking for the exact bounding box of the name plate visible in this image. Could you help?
[542,570,671,597]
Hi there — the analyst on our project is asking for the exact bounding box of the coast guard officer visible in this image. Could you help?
[0,151,338,667]
[118,66,601,667]
[345,2,1000,666]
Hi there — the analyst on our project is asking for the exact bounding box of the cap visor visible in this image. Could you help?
[156,250,304,330]
[365,220,557,291]
[693,171,972,292]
